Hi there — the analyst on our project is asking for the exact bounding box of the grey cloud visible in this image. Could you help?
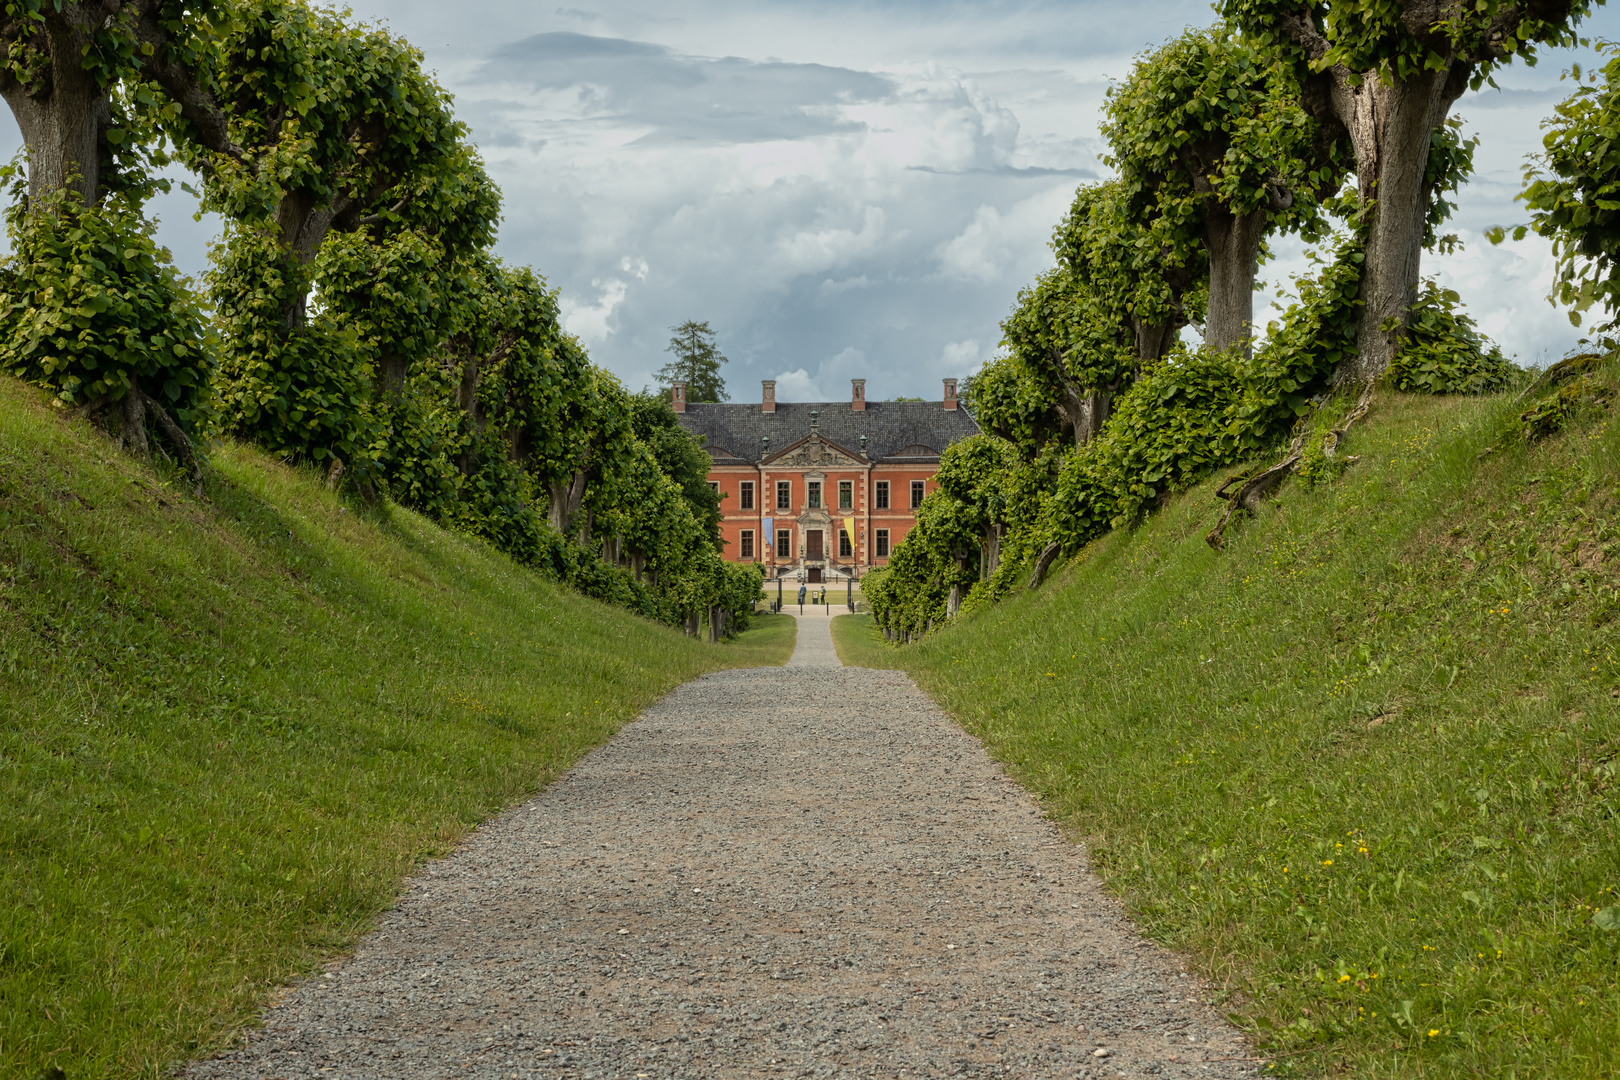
[478,32,896,144]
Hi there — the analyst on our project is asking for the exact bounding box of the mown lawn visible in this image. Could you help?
[839,379,1620,1078]
[0,378,790,1079]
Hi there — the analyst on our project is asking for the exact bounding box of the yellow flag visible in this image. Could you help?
[842,516,856,549]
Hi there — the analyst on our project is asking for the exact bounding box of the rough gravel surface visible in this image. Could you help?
[188,614,1257,1079]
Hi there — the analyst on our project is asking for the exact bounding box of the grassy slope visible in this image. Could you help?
[833,380,1619,1078]
[0,378,793,1079]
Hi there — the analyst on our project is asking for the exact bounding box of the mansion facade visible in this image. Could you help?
[671,377,981,582]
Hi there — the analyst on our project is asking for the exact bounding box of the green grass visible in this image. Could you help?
[0,377,792,1079]
[842,380,1620,1078]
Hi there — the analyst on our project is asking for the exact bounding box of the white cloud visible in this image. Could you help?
[561,277,628,343]
[777,206,889,277]
[935,186,1073,283]
[939,338,985,371]
[772,367,823,401]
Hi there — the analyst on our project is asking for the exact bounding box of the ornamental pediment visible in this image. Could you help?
[767,435,864,469]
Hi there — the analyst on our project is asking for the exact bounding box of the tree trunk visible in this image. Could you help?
[1054,373,1113,449]
[1076,390,1112,446]
[1322,64,1467,383]
[547,470,588,534]
[685,611,699,637]
[119,380,148,454]
[1134,320,1176,364]
[1202,204,1268,355]
[4,72,108,206]
[946,583,964,619]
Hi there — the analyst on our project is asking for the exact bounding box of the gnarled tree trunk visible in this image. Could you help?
[1201,203,1269,355]
[1334,67,1465,383]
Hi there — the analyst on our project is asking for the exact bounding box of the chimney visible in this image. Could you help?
[943,377,958,410]
[761,379,776,413]
[851,378,866,412]
[671,381,687,413]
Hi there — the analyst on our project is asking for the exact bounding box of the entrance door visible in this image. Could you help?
[808,567,823,583]
[806,530,823,559]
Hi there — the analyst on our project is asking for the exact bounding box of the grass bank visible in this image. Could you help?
[0,377,792,1079]
[834,379,1619,1077]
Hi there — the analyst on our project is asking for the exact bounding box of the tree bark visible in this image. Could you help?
[1134,320,1177,364]
[547,470,588,534]
[1202,203,1269,355]
[1269,7,1473,383]
[947,583,964,619]
[120,380,148,454]
[1335,67,1465,383]
[1051,361,1114,449]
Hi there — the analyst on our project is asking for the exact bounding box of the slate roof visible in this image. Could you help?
[676,400,981,465]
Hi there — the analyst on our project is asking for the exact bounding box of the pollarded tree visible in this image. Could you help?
[1001,181,1202,447]
[657,320,729,403]
[1104,26,1345,354]
[962,352,1070,458]
[196,1,477,466]
[0,0,236,206]
[932,434,1024,591]
[1222,0,1597,381]
[629,388,724,548]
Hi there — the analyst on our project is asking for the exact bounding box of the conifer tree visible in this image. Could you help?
[658,320,729,403]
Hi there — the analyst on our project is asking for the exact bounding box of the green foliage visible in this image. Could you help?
[836,382,1620,1078]
[208,222,375,467]
[873,237,1368,635]
[0,0,229,202]
[1103,25,1339,247]
[629,388,724,545]
[1221,0,1593,90]
[1385,280,1518,395]
[191,0,468,234]
[1048,234,1362,548]
[657,319,729,403]
[0,378,792,1079]
[0,187,214,427]
[1512,42,1620,330]
[962,353,1068,457]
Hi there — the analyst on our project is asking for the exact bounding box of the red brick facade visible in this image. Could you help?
[674,379,978,583]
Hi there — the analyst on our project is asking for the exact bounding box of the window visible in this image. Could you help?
[710,481,720,495]
[807,481,822,508]
[776,481,791,510]
[740,530,754,559]
[839,530,852,557]
[910,480,925,509]
[838,480,852,509]
[875,529,890,558]
[740,481,754,510]
[875,480,889,509]
[777,529,793,559]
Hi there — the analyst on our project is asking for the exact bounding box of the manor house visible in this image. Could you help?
[671,378,981,582]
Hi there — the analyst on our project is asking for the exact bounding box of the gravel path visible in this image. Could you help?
[189,613,1257,1080]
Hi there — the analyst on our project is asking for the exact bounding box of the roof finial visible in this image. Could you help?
[761,434,769,457]
[810,409,819,432]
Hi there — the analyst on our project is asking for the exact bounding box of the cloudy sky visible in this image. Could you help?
[8,0,1614,399]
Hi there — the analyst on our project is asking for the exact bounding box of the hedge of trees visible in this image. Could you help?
[866,2,1605,640]
[0,0,761,635]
